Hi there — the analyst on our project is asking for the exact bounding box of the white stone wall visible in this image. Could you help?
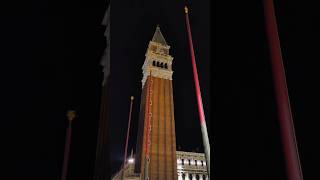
[141,41,174,88]
[176,151,208,180]
[112,151,208,180]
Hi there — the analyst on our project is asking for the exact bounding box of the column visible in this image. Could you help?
[185,173,190,180]
[178,173,183,180]
[205,175,209,180]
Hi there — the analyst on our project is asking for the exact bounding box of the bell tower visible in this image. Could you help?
[135,26,178,180]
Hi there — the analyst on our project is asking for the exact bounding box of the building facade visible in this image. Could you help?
[176,151,208,180]
[112,151,208,180]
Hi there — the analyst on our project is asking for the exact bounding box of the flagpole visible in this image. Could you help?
[262,1,303,180]
[61,110,76,180]
[121,96,134,179]
[184,6,211,178]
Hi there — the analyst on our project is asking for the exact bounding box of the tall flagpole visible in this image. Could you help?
[184,6,211,178]
[262,1,303,180]
[61,110,76,180]
[121,96,134,179]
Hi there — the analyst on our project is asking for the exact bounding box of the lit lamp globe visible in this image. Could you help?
[128,158,134,164]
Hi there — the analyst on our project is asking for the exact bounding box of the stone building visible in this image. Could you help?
[112,151,208,180]
[176,151,208,180]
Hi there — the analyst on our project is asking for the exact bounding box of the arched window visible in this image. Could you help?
[152,61,156,66]
[202,175,206,180]
[160,62,164,68]
[157,61,160,67]
[196,174,200,180]
[164,63,168,69]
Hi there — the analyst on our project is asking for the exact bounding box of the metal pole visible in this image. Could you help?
[184,6,211,178]
[262,1,303,180]
[121,96,134,179]
[61,110,76,180]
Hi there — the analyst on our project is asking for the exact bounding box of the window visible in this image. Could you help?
[196,174,200,180]
[152,61,156,66]
[164,63,168,69]
[160,62,164,68]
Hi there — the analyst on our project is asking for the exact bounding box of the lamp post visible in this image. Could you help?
[61,110,76,180]
[121,96,134,180]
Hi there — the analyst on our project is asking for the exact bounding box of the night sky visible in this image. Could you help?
[212,1,318,179]
[2,0,319,180]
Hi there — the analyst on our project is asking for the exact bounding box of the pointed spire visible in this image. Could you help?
[152,25,167,45]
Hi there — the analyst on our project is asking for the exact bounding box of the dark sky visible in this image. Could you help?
[2,0,319,180]
[212,1,318,179]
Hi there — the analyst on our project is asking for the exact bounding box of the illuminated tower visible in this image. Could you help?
[134,26,178,180]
